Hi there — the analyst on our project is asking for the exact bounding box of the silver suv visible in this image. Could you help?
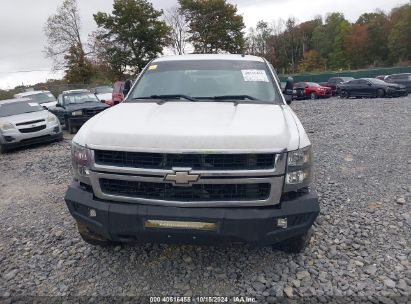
[0,98,62,153]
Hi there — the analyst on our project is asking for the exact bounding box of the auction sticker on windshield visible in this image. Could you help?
[241,69,269,82]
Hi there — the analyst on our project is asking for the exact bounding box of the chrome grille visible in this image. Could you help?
[94,150,276,171]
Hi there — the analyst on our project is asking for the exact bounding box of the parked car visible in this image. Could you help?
[49,89,109,134]
[319,77,354,95]
[338,78,408,98]
[92,86,113,105]
[14,90,57,109]
[112,81,125,105]
[292,83,307,100]
[384,73,411,93]
[64,54,320,253]
[0,98,62,153]
[295,82,332,100]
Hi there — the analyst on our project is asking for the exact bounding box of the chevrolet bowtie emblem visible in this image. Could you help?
[164,170,200,186]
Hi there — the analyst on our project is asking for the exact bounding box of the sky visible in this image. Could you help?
[0,0,408,89]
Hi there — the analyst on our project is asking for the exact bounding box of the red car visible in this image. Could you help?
[295,82,332,100]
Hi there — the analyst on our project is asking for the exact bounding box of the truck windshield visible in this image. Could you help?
[128,60,279,103]
[0,101,43,117]
[64,93,99,104]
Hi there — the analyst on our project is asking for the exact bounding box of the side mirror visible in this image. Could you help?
[283,77,294,105]
[123,80,132,96]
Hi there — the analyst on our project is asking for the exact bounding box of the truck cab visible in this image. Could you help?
[65,54,319,253]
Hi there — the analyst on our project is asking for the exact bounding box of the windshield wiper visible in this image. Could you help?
[211,95,258,100]
[132,94,197,102]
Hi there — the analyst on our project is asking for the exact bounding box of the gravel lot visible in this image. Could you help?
[0,96,410,303]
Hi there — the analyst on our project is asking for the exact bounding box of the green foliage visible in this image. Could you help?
[329,20,351,69]
[356,13,382,25]
[179,0,245,53]
[94,0,169,74]
[0,90,14,101]
[366,13,389,64]
[298,50,325,72]
[388,4,411,62]
[247,4,411,73]
[64,46,94,83]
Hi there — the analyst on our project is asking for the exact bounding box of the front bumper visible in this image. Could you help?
[65,182,320,246]
[0,124,62,149]
[68,117,90,128]
[387,90,408,97]
[317,91,331,98]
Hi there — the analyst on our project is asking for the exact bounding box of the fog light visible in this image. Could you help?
[89,209,97,217]
[277,218,288,228]
[286,170,305,184]
[78,166,90,176]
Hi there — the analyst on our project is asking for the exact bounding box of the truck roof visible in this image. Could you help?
[154,54,265,63]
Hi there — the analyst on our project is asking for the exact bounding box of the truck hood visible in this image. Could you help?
[74,102,304,153]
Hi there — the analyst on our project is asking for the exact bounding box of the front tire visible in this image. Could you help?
[68,120,76,134]
[63,118,68,130]
[310,92,317,100]
[77,222,117,246]
[276,228,313,253]
[340,90,349,99]
[376,88,385,98]
[0,144,6,154]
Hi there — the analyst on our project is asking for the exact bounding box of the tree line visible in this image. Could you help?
[246,5,411,74]
[40,0,411,83]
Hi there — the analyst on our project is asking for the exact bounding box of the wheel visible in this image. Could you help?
[68,120,76,134]
[340,90,349,99]
[0,144,6,154]
[376,88,385,98]
[277,228,313,253]
[63,118,68,130]
[77,222,117,246]
[310,92,317,100]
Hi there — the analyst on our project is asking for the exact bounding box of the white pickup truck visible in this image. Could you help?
[65,54,319,253]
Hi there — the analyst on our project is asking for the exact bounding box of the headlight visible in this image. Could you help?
[283,145,312,193]
[288,146,311,166]
[71,142,92,185]
[71,110,83,116]
[47,113,58,123]
[0,122,15,131]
